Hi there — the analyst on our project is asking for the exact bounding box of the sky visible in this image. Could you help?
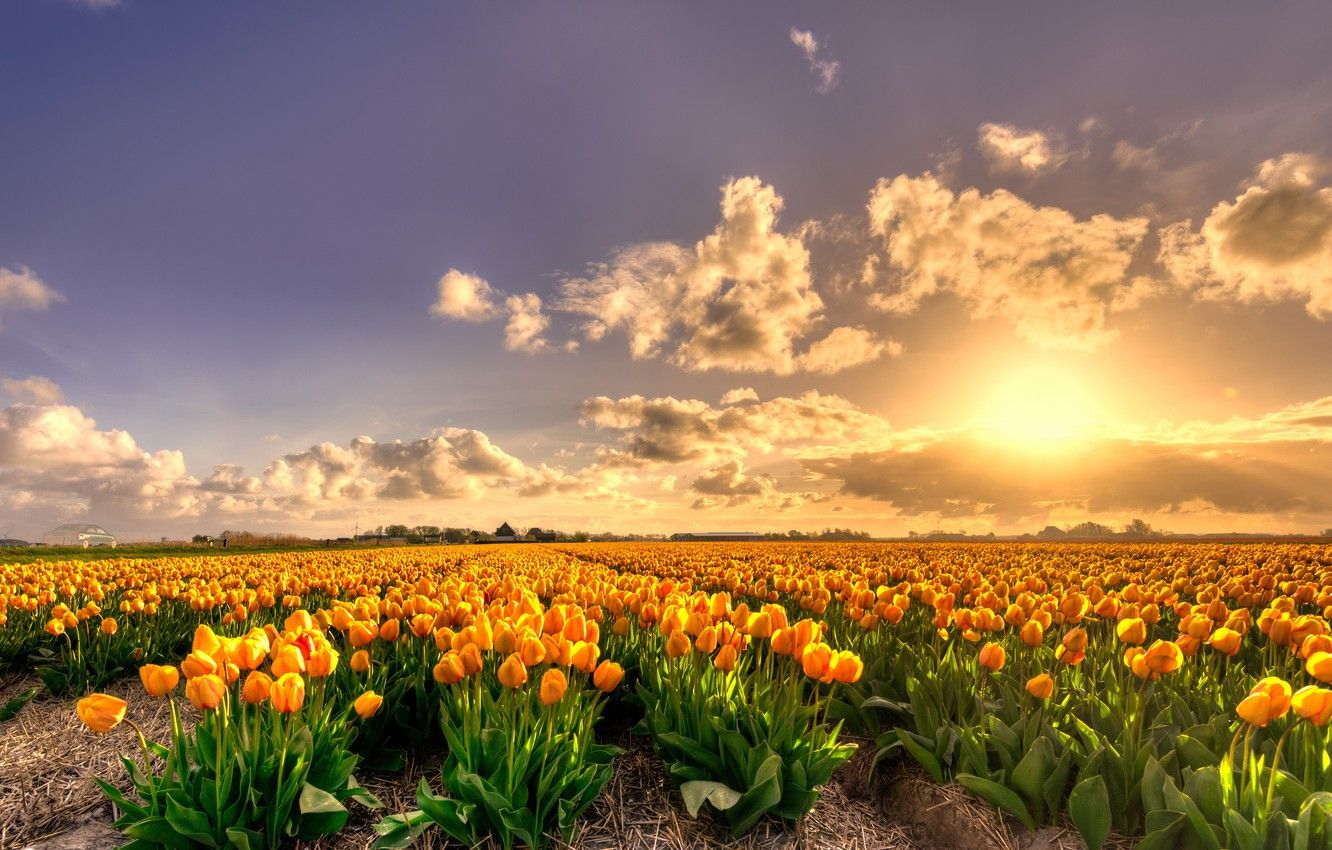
[2,1,1331,540]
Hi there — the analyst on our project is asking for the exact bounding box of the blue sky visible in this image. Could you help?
[2,1,1331,538]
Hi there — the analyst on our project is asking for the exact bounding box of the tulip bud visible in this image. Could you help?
[242,671,273,704]
[186,673,227,710]
[354,689,384,719]
[76,693,127,733]
[539,668,568,706]
[139,663,180,698]
[271,672,306,714]
[497,653,528,689]
[593,660,625,692]
[1026,673,1055,700]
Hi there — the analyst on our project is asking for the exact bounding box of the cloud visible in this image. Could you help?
[431,269,502,322]
[689,459,828,511]
[1158,153,1332,318]
[719,387,759,405]
[2,376,64,404]
[0,403,205,519]
[796,326,902,374]
[976,123,1068,174]
[789,28,840,93]
[580,390,893,468]
[0,266,65,324]
[503,293,550,352]
[800,396,1332,522]
[863,171,1153,349]
[1111,120,1203,179]
[560,177,884,374]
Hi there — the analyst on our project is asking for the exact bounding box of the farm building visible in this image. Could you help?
[669,531,764,542]
[494,522,518,542]
[41,523,118,548]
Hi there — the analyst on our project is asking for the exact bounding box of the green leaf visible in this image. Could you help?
[956,773,1036,831]
[1011,737,1055,820]
[224,826,263,850]
[164,796,219,847]
[1162,772,1223,850]
[0,687,39,722]
[1068,774,1111,850]
[1136,810,1188,850]
[297,782,350,838]
[122,815,196,849]
[895,728,945,784]
[1225,809,1264,850]
[680,781,743,818]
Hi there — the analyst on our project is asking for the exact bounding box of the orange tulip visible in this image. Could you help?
[1142,639,1184,678]
[498,653,528,689]
[271,672,306,713]
[76,693,127,733]
[354,689,384,719]
[181,649,218,679]
[433,651,466,685]
[801,642,832,680]
[978,642,1005,672]
[1026,673,1055,700]
[714,643,739,672]
[1293,686,1332,726]
[350,649,371,673]
[540,668,568,706]
[1208,627,1242,656]
[1307,651,1332,683]
[665,629,691,658]
[593,660,625,692]
[139,663,180,698]
[186,673,227,710]
[100,617,118,636]
[242,671,273,704]
[830,650,864,684]
[307,646,339,678]
[1020,620,1045,647]
[1238,677,1292,727]
[1115,618,1146,646]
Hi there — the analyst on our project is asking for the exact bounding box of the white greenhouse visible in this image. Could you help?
[41,524,118,548]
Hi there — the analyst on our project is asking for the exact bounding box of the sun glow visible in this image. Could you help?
[973,362,1105,447]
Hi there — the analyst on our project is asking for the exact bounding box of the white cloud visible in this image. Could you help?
[2,376,63,404]
[431,269,502,322]
[796,326,902,374]
[503,293,550,352]
[789,28,840,94]
[1158,153,1332,319]
[976,123,1068,174]
[0,266,65,324]
[864,171,1153,349]
[690,459,828,511]
[719,387,759,405]
[560,177,883,374]
[580,390,893,468]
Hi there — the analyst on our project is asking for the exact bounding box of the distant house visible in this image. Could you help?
[670,531,764,542]
[494,522,519,543]
[0,538,30,547]
[526,527,559,543]
[42,523,118,548]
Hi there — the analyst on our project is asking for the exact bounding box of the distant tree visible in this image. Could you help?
[443,527,469,544]
[384,524,411,538]
[1324,528,1332,537]
[1123,518,1159,538]
[1066,521,1116,538]
[572,531,590,542]
[192,534,211,544]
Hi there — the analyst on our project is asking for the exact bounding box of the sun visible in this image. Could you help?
[973,362,1104,447]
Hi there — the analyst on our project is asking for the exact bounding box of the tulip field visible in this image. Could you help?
[4,541,1332,849]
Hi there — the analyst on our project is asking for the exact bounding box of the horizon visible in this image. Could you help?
[2,2,1331,540]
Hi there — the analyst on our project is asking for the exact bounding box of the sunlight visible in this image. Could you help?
[973,361,1105,447]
